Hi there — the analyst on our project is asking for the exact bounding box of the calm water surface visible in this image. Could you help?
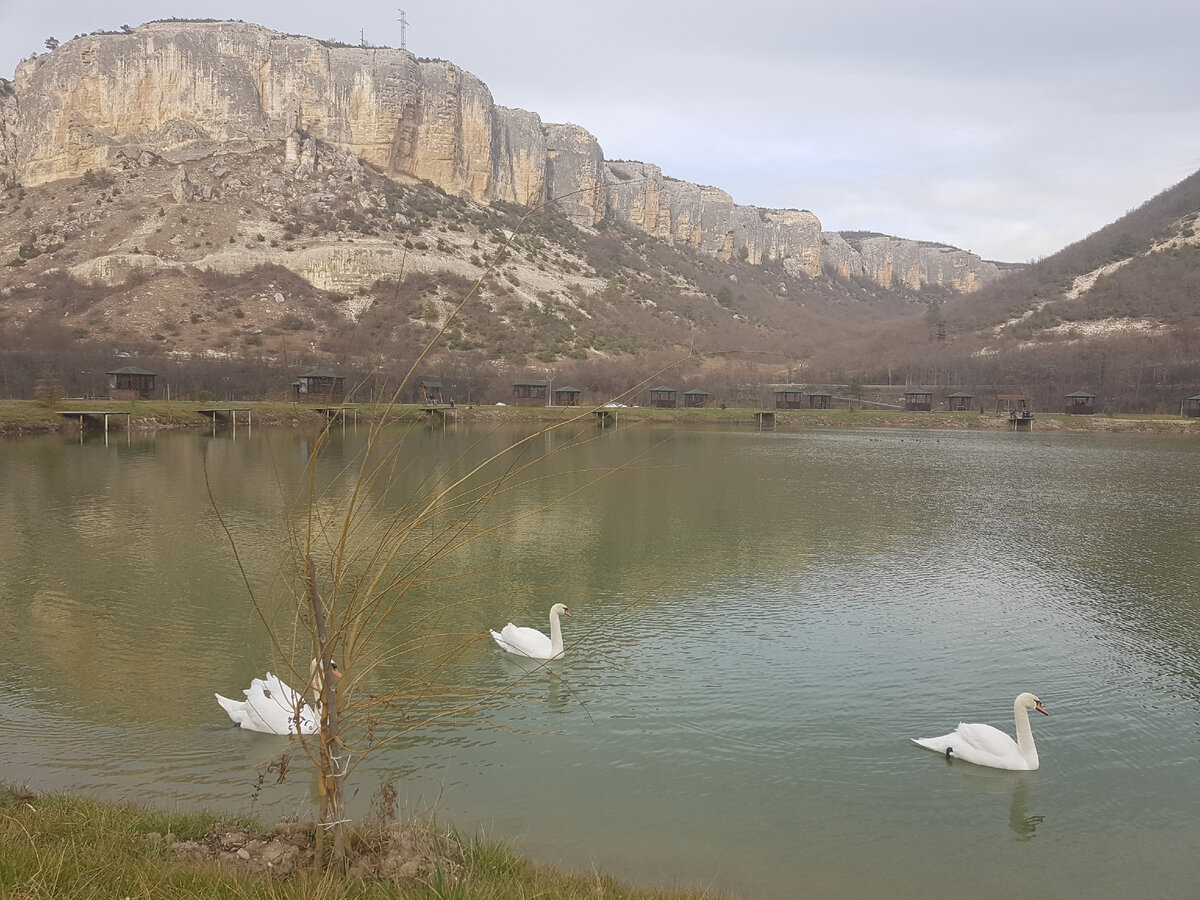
[2,421,1199,898]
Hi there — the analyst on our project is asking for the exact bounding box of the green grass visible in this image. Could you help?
[0,784,728,899]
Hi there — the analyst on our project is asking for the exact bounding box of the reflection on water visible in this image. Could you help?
[2,425,1200,898]
[1008,777,1045,842]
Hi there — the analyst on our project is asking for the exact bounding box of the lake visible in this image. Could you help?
[2,419,1198,898]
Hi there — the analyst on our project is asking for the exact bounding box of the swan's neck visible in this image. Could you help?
[549,610,564,656]
[1013,701,1039,767]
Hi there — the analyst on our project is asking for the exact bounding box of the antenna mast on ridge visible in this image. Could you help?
[397,9,408,50]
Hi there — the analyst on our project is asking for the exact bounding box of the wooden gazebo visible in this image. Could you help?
[904,387,933,412]
[511,380,548,407]
[649,386,677,409]
[554,386,583,407]
[1065,391,1096,415]
[682,389,710,409]
[946,391,974,411]
[995,394,1031,416]
[1184,394,1200,417]
[293,369,345,402]
[775,387,805,409]
[807,391,832,409]
[416,379,443,404]
[106,366,157,401]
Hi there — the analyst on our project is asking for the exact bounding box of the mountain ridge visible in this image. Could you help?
[0,19,1002,294]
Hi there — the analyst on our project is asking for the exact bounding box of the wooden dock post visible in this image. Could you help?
[198,408,252,436]
[594,409,617,428]
[60,410,132,444]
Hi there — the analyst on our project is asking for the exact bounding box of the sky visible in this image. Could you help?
[2,0,1198,263]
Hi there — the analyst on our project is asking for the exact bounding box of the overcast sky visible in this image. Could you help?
[2,1,1198,262]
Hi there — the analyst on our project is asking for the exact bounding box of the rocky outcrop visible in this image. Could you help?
[822,232,1001,292]
[0,20,1004,291]
[0,79,16,189]
[604,161,822,276]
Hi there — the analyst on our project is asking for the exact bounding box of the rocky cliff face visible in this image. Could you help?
[0,20,1002,291]
[822,232,1002,292]
[0,79,16,189]
[604,161,823,277]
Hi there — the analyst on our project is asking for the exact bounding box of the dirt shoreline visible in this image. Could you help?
[2,400,1198,437]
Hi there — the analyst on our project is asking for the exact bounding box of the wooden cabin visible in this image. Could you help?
[106,366,157,401]
[1065,391,1096,415]
[1184,394,1200,417]
[904,387,933,412]
[807,391,833,409]
[775,387,805,409]
[649,386,678,409]
[416,379,443,404]
[682,389,710,409]
[511,380,548,407]
[554,386,583,407]
[293,369,345,402]
[946,391,974,411]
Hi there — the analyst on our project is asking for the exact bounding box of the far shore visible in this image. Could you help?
[1,398,1198,437]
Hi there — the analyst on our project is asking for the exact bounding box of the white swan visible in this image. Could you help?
[216,659,341,735]
[912,692,1048,770]
[490,603,572,659]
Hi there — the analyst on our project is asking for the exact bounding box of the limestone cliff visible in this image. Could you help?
[604,161,822,277]
[0,20,1002,291]
[822,232,1001,292]
[0,79,16,189]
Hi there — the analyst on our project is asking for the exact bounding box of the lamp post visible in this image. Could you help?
[546,372,554,407]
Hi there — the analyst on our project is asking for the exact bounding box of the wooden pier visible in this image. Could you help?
[755,411,776,429]
[420,404,458,425]
[60,410,131,437]
[197,407,252,432]
[314,406,359,425]
[594,409,617,427]
[1007,411,1034,431]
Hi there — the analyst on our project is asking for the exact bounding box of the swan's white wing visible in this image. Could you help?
[215,692,252,728]
[491,623,554,659]
[913,722,1025,769]
[236,673,317,734]
[953,722,1020,759]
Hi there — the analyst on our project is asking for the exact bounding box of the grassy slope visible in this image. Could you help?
[0,785,726,900]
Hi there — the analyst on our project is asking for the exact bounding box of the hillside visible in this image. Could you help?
[1,19,1198,411]
[0,138,959,402]
[861,169,1200,412]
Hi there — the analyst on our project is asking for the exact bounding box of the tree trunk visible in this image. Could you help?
[306,555,345,864]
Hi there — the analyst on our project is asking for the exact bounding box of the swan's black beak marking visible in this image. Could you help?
[1035,701,1048,716]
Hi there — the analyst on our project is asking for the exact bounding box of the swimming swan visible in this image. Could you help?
[490,603,571,659]
[912,692,1048,770]
[216,658,341,735]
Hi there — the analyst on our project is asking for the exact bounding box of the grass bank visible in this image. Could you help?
[0,784,725,899]
[1,399,1197,436]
